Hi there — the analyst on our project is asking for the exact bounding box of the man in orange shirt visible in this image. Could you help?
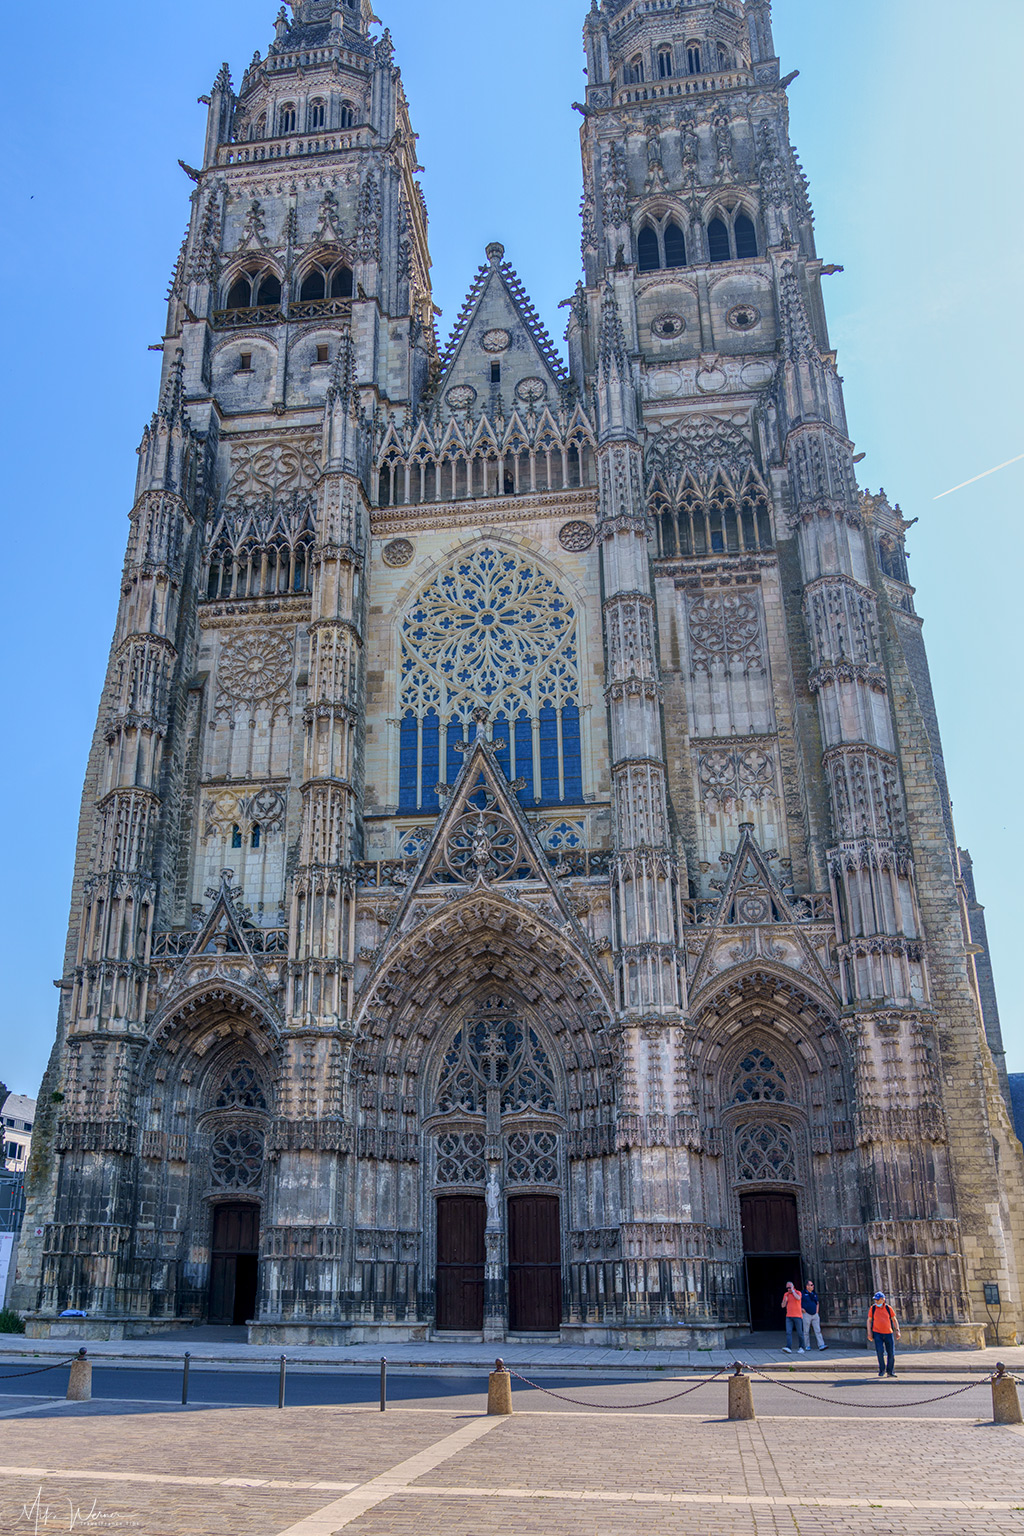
[781,1280,805,1352]
[868,1290,901,1378]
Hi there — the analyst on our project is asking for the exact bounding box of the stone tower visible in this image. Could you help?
[16,0,1024,1348]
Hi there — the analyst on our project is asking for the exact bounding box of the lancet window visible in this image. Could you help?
[295,251,354,316]
[707,210,758,263]
[223,265,283,317]
[398,546,583,811]
[637,218,687,272]
[308,98,326,129]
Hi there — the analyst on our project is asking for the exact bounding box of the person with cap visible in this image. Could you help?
[867,1290,901,1377]
[801,1279,826,1350]
[781,1280,806,1352]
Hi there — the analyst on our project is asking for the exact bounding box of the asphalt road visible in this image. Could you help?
[0,1364,998,1420]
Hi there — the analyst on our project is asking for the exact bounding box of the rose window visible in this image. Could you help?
[211,1127,265,1189]
[398,546,583,811]
[443,809,520,882]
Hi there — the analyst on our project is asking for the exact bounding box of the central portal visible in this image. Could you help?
[428,996,566,1337]
[208,1203,260,1326]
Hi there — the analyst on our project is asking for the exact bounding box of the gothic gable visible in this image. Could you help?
[433,245,567,422]
[686,826,838,1004]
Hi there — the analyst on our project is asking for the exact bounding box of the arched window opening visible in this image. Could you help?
[256,271,281,306]
[215,1062,268,1111]
[686,41,702,74]
[708,216,731,262]
[251,824,262,849]
[651,480,774,561]
[231,824,243,849]
[657,47,674,78]
[436,1006,559,1117]
[398,546,584,812]
[717,43,732,70]
[731,1048,789,1104]
[878,538,909,582]
[664,221,687,268]
[734,212,758,259]
[330,265,353,298]
[339,100,356,128]
[250,114,266,141]
[637,224,661,272]
[628,53,645,83]
[736,1122,797,1184]
[297,255,353,311]
[226,276,252,311]
[278,102,297,135]
[308,98,326,129]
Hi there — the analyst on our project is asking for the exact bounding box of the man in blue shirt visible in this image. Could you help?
[802,1279,826,1350]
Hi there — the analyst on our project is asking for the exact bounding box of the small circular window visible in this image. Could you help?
[652,313,686,340]
[728,304,760,331]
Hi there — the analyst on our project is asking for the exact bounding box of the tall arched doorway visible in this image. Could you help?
[428,996,565,1335]
[740,1191,802,1331]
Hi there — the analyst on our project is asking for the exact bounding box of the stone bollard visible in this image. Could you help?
[66,1348,92,1402]
[728,1362,755,1421]
[992,1363,1023,1425]
[487,1357,514,1416]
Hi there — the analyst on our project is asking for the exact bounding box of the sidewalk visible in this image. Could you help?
[1,1330,1020,1374]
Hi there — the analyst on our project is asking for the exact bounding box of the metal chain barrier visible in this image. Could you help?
[744,1360,997,1410]
[0,1358,79,1381]
[508,1365,730,1408]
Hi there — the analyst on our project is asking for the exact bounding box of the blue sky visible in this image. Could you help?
[1,0,1021,1097]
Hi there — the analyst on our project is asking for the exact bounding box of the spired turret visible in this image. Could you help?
[15,1,1024,1354]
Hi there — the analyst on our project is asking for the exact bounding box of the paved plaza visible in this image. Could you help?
[1,1383,1022,1536]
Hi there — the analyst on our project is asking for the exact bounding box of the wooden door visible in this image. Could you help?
[508,1194,561,1333]
[740,1192,801,1333]
[435,1196,486,1331]
[209,1204,260,1326]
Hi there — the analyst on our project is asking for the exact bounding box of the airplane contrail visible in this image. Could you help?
[933,453,1024,500]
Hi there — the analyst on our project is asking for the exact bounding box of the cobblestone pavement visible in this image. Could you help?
[1,1404,1022,1535]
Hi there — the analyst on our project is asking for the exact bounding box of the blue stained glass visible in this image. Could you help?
[515,715,534,804]
[421,711,440,812]
[493,716,511,782]
[561,704,583,803]
[539,707,560,805]
[447,729,467,789]
[399,714,419,810]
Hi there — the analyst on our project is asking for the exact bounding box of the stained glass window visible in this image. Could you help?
[435,1000,558,1117]
[735,1122,796,1183]
[398,546,584,811]
[730,1049,788,1104]
[215,1062,268,1110]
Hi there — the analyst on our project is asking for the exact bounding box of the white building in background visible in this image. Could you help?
[2,1095,35,1174]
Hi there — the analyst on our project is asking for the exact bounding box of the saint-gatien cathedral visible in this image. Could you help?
[17,0,1024,1347]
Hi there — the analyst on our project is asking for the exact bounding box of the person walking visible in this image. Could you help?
[868,1291,901,1378]
[802,1280,826,1350]
[781,1280,805,1352]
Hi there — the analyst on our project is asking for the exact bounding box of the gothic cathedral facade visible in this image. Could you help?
[18,0,1024,1346]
